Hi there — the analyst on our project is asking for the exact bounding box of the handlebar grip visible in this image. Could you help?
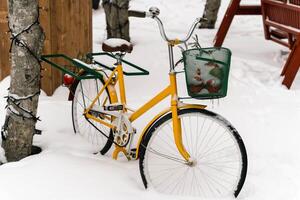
[128,10,146,18]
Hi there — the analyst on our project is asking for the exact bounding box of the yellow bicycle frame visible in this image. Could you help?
[83,64,206,161]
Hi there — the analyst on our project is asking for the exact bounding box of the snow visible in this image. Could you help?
[8,91,39,100]
[0,0,300,199]
[72,58,103,71]
[7,105,21,116]
[0,146,6,164]
[103,38,132,47]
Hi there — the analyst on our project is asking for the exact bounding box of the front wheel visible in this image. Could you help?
[139,108,247,198]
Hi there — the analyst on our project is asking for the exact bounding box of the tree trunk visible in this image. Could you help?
[103,0,130,41]
[201,0,221,27]
[1,0,44,162]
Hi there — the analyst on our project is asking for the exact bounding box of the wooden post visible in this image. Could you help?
[0,0,92,95]
[0,0,10,80]
[39,0,53,95]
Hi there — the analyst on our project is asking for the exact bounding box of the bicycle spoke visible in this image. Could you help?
[146,146,187,164]
[140,109,247,198]
[72,77,113,154]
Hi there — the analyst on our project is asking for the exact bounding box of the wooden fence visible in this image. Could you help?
[0,0,10,81]
[0,0,92,95]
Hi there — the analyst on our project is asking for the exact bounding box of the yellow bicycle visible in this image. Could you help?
[42,7,247,198]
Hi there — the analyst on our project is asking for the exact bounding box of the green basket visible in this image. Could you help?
[183,47,231,99]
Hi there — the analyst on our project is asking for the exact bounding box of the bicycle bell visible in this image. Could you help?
[149,7,160,16]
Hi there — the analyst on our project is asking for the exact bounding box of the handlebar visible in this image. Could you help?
[152,16,200,44]
[130,7,202,44]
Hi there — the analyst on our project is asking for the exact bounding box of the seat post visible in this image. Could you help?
[115,52,125,65]
[114,52,127,104]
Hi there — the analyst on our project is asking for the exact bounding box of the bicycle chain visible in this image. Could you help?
[85,116,129,148]
[68,84,125,148]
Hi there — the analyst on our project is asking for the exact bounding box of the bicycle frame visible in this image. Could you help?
[83,61,206,161]
[83,16,204,161]
[40,10,248,197]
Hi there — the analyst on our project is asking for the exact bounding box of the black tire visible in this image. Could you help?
[92,0,100,10]
[71,72,113,155]
[139,108,247,198]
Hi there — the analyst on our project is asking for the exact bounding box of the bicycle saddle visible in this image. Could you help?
[102,38,133,53]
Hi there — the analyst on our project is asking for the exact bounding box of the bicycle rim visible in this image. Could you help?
[72,76,113,154]
[139,108,247,198]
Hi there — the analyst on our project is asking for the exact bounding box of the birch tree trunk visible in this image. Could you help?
[1,0,44,162]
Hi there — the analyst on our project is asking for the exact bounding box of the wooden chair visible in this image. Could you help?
[261,0,300,88]
[214,0,300,88]
[213,0,261,47]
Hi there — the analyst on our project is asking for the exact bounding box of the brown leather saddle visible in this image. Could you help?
[102,38,133,53]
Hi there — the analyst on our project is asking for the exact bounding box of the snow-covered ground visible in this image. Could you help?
[1,0,300,199]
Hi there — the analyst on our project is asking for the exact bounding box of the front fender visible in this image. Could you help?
[135,104,206,159]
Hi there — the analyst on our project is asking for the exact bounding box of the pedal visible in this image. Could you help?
[129,148,137,159]
[88,110,105,119]
[104,104,123,111]
[34,129,42,135]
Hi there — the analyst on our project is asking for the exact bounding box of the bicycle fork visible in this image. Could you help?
[169,72,191,162]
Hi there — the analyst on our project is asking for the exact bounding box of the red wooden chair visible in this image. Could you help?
[261,0,300,88]
[213,0,261,47]
[214,0,300,88]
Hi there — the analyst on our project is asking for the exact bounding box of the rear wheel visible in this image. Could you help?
[71,74,113,155]
[139,108,247,198]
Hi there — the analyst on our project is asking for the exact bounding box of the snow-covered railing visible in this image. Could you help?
[41,54,103,81]
[41,52,149,81]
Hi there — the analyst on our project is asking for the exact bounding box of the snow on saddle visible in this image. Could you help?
[102,38,133,53]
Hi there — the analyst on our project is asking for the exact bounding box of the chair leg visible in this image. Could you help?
[214,0,241,47]
[281,50,292,76]
[282,41,300,89]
